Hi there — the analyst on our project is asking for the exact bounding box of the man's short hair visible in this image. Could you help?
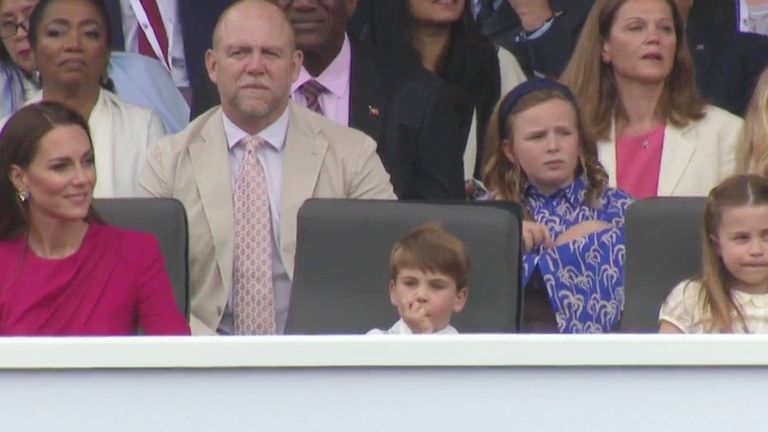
[388,222,471,289]
[212,0,295,50]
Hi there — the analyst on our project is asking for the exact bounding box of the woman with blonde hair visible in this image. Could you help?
[560,0,743,199]
[740,67,768,175]
[482,79,633,333]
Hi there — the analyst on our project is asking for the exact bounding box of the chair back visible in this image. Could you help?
[285,199,522,334]
[621,197,706,332]
[93,198,189,318]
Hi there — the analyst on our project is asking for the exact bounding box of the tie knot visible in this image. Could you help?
[300,79,327,98]
[243,135,264,153]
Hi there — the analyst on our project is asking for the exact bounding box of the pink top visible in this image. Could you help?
[0,224,190,336]
[616,124,666,199]
[291,34,352,126]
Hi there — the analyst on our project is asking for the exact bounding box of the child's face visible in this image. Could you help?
[715,204,768,294]
[503,98,580,196]
[389,268,468,332]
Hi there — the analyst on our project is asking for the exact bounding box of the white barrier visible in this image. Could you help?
[0,334,765,431]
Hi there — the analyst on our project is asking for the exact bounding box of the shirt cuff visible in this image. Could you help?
[520,16,555,41]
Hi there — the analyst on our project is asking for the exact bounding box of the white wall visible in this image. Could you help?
[0,335,764,431]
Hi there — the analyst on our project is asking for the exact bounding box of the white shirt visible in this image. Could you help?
[367,319,459,335]
[217,107,291,335]
[118,0,189,88]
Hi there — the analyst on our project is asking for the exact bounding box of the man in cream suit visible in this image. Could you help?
[139,0,395,335]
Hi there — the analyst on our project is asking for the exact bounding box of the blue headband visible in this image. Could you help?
[498,79,579,137]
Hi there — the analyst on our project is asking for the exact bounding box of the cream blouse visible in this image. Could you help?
[659,279,768,333]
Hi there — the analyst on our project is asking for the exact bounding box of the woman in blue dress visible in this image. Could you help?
[481,79,633,333]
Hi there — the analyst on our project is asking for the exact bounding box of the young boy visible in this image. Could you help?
[368,222,470,334]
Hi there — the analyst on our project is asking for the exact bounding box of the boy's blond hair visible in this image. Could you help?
[388,222,471,289]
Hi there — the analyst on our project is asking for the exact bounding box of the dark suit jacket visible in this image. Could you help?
[482,0,594,78]
[476,1,521,43]
[436,26,500,179]
[189,39,466,200]
[348,40,465,200]
[687,18,768,115]
[104,0,236,117]
[689,0,738,29]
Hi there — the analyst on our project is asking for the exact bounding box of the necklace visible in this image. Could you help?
[636,127,659,150]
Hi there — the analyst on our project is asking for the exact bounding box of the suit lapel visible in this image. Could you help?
[658,123,696,195]
[600,121,619,188]
[605,119,696,194]
[280,103,328,277]
[348,41,385,144]
[188,110,235,293]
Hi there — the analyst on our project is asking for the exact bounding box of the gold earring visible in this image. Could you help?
[17,190,29,203]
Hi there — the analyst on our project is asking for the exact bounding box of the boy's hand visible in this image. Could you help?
[399,301,434,334]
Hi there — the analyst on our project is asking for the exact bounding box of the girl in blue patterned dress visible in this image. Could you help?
[482,79,634,333]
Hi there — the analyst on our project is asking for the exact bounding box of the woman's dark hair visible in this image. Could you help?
[0,35,12,67]
[369,0,500,176]
[370,0,481,66]
[0,100,102,239]
[27,0,114,91]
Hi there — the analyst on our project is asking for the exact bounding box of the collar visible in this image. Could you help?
[525,176,587,208]
[739,0,749,32]
[392,319,458,335]
[292,34,351,99]
[223,105,290,152]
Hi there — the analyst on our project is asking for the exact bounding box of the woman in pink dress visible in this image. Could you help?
[0,101,190,335]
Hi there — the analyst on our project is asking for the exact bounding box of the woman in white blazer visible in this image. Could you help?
[560,0,743,198]
[21,0,166,198]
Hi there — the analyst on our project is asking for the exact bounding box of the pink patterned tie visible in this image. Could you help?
[233,135,276,335]
[299,79,327,115]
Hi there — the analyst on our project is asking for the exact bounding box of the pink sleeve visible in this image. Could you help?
[134,235,191,335]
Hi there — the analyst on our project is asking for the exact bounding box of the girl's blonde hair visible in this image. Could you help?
[739,67,768,175]
[559,0,705,141]
[697,175,768,332]
[482,89,608,208]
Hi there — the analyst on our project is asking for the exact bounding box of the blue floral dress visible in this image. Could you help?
[521,177,633,333]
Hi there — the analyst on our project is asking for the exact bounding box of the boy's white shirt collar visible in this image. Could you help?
[387,319,458,335]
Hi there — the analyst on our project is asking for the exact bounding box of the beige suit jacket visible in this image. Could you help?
[139,102,396,334]
[599,105,743,196]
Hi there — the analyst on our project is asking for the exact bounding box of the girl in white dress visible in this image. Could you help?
[659,175,768,333]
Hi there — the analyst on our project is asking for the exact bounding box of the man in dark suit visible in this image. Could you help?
[477,0,594,78]
[103,0,237,117]
[687,20,768,115]
[685,0,768,115]
[273,0,465,200]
